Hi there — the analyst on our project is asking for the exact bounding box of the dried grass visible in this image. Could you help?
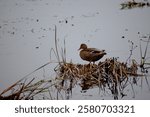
[120,0,150,10]
[54,57,144,99]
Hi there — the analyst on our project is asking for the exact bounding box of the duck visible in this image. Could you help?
[78,43,106,63]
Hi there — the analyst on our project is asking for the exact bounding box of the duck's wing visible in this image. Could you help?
[88,48,105,53]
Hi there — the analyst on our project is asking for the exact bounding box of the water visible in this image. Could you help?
[0,0,150,99]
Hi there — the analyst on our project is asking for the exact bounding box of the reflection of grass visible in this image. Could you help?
[0,26,150,100]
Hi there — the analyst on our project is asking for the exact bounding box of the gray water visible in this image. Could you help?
[0,0,150,99]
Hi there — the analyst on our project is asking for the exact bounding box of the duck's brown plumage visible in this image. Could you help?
[78,43,106,63]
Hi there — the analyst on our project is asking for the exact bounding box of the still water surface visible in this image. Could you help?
[0,0,150,99]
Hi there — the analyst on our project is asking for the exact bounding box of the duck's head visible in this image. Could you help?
[78,43,87,50]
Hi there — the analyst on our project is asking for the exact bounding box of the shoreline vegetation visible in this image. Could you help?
[120,0,150,10]
[0,25,150,100]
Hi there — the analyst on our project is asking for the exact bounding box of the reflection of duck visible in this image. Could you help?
[78,44,106,63]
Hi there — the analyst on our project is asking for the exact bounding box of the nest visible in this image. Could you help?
[55,58,140,99]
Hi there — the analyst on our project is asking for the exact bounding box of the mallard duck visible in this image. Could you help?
[78,43,106,63]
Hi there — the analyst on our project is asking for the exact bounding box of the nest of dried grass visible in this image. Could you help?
[54,58,142,99]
